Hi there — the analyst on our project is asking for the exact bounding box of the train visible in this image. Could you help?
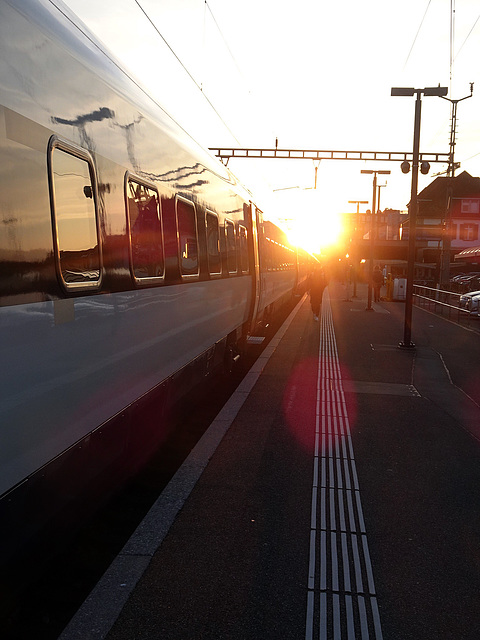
[0,0,316,574]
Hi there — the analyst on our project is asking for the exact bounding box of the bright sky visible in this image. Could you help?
[61,0,480,253]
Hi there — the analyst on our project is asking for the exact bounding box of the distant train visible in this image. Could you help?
[0,0,316,568]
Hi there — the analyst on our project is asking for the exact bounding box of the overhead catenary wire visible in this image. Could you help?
[454,12,480,62]
[203,0,277,144]
[204,1,250,89]
[403,0,432,71]
[133,0,242,145]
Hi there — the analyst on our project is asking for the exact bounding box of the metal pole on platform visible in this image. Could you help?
[348,200,368,298]
[391,86,448,349]
[402,92,421,348]
[361,170,390,310]
[369,174,376,311]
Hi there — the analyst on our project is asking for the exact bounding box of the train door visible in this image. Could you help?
[245,202,261,334]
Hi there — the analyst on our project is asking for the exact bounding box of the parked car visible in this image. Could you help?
[462,274,480,290]
[459,290,480,308]
[466,293,480,316]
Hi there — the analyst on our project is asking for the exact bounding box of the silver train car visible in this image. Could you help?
[0,0,314,570]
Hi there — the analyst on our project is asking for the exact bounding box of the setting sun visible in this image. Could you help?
[273,188,344,255]
[288,209,343,255]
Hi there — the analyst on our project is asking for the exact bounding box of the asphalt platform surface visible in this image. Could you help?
[60,281,480,640]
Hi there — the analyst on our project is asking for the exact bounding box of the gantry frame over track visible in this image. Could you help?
[208,147,450,165]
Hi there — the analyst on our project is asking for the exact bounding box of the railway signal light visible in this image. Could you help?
[400,160,430,175]
[420,161,430,175]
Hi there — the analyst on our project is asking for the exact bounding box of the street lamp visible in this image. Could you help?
[391,86,448,348]
[361,169,391,310]
[348,200,369,298]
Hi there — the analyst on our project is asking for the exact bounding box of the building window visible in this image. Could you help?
[49,140,101,289]
[176,198,198,276]
[461,199,480,214]
[206,211,221,274]
[460,223,478,241]
[126,177,164,281]
[225,220,237,273]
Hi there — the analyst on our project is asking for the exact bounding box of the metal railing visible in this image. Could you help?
[412,284,477,327]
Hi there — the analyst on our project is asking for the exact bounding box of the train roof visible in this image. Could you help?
[6,0,253,201]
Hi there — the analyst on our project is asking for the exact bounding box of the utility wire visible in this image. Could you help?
[134,0,242,144]
[454,12,480,61]
[134,1,199,90]
[403,0,432,71]
[203,1,277,145]
[204,1,250,89]
[461,151,480,162]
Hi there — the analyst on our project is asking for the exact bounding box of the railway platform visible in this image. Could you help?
[59,281,480,640]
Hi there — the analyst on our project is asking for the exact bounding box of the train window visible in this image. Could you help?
[238,225,249,273]
[176,197,199,276]
[126,177,164,282]
[49,139,101,289]
[206,211,221,274]
[265,238,273,272]
[225,220,237,273]
[272,242,279,271]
